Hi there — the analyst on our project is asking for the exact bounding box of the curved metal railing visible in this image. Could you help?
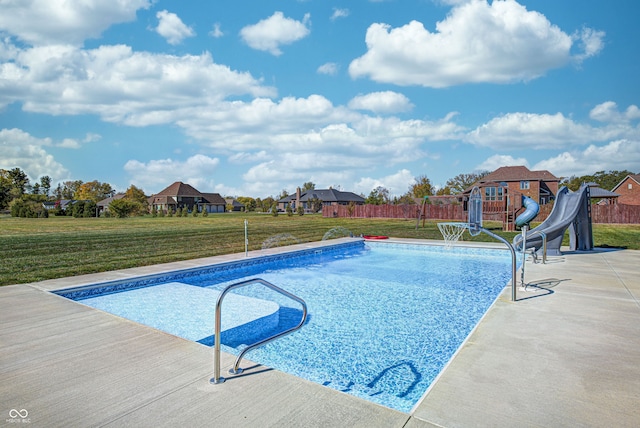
[210,278,308,384]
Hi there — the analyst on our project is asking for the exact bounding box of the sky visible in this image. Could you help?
[1,0,639,198]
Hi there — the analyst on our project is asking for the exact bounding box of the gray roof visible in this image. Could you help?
[586,185,619,198]
[278,189,364,203]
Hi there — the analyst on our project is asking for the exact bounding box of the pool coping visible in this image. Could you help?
[2,238,639,426]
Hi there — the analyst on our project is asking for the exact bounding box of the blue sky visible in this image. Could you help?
[1,0,638,198]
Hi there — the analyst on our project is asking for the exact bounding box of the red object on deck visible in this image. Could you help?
[363,235,389,240]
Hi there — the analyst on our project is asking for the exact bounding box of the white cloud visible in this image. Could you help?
[240,12,311,56]
[0,128,70,183]
[589,101,640,123]
[331,8,350,21]
[572,27,606,63]
[475,154,529,172]
[348,91,414,114]
[124,154,220,193]
[317,62,339,75]
[532,140,640,178]
[349,0,603,87]
[209,23,224,38]
[155,10,195,45]
[466,106,640,151]
[57,133,101,149]
[0,0,151,46]
[466,112,594,149]
[0,43,276,121]
[354,169,415,197]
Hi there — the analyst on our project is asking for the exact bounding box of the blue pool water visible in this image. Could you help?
[57,241,515,413]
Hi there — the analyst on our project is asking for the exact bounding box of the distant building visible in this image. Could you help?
[148,182,227,213]
[96,193,125,216]
[464,165,561,205]
[277,188,365,212]
[611,174,640,205]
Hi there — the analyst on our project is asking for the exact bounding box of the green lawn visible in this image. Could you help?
[1,213,638,286]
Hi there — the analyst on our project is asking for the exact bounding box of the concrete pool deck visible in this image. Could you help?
[1,238,639,427]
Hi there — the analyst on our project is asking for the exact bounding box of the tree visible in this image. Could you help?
[277,189,289,200]
[75,180,114,202]
[109,199,138,218]
[366,186,390,205]
[54,180,83,200]
[8,167,29,197]
[410,175,433,198]
[0,169,12,209]
[120,185,148,216]
[236,196,256,211]
[301,181,315,191]
[562,170,635,191]
[39,176,52,197]
[436,186,452,196]
[444,171,490,194]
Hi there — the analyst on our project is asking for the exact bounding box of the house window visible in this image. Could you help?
[520,180,530,190]
[484,186,503,201]
[629,183,633,190]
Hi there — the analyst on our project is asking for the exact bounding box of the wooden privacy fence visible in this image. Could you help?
[323,203,640,224]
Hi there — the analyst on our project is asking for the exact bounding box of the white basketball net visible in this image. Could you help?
[437,222,468,248]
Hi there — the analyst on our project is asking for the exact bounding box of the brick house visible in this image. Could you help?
[611,174,640,205]
[462,166,561,230]
[469,166,561,205]
[148,182,227,214]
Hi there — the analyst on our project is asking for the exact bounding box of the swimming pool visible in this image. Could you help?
[56,240,516,413]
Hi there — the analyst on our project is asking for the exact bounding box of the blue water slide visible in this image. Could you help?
[515,196,540,228]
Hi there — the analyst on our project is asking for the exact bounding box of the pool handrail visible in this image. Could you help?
[514,229,547,264]
[211,277,308,384]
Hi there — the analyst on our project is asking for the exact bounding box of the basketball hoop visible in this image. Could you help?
[438,222,468,248]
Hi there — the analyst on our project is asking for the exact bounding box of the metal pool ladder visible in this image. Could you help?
[210,278,308,384]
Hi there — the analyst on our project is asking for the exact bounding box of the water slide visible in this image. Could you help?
[513,184,593,256]
[515,196,540,228]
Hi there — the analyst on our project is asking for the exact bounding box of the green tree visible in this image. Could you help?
[0,169,12,209]
[83,200,97,218]
[301,181,315,191]
[55,180,83,200]
[109,199,138,218]
[122,185,148,215]
[8,167,29,196]
[271,203,279,216]
[410,175,433,198]
[436,186,452,196]
[366,186,390,205]
[39,176,52,197]
[445,171,490,194]
[562,170,636,191]
[286,205,293,216]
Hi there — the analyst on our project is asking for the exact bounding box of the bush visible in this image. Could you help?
[297,206,304,216]
[286,205,293,216]
[10,197,47,218]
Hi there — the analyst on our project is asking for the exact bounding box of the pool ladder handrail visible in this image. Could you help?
[515,229,547,264]
[210,278,308,384]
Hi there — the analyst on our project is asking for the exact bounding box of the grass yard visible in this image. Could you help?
[1,213,638,286]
